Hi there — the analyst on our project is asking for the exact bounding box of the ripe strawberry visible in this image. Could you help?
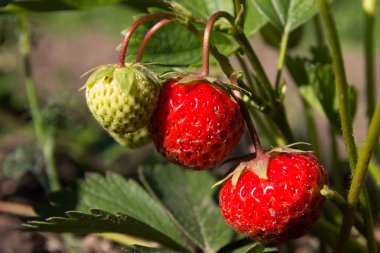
[110,127,151,149]
[148,76,244,170]
[84,64,160,135]
[219,151,328,243]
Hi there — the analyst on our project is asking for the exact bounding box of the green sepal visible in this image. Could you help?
[81,64,116,90]
[212,162,248,189]
[163,72,249,105]
[113,64,160,96]
[231,162,248,187]
[113,67,135,96]
[268,142,313,156]
[246,153,270,180]
[135,63,162,86]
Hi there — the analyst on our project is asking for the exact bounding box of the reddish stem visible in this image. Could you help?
[202,12,235,76]
[136,19,172,62]
[229,75,264,156]
[117,13,176,67]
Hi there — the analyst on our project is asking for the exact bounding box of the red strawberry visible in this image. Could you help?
[148,77,244,170]
[219,151,328,243]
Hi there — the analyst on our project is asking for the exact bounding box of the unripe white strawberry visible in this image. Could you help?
[84,64,160,135]
[110,127,150,149]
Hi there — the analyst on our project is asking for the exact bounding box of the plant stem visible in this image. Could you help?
[312,219,368,253]
[233,0,245,29]
[18,13,61,192]
[233,32,275,100]
[233,31,294,142]
[313,15,325,47]
[234,53,255,89]
[136,19,172,62]
[320,185,347,211]
[369,162,380,187]
[117,13,176,67]
[318,1,377,251]
[303,100,321,158]
[337,103,380,253]
[318,0,357,170]
[198,11,294,143]
[202,13,233,76]
[235,53,286,146]
[363,0,380,162]
[363,0,377,124]
[274,26,289,89]
[330,128,344,194]
[248,108,277,146]
[235,52,270,101]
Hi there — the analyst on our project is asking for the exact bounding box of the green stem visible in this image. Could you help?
[202,11,294,143]
[369,162,380,187]
[330,128,344,194]
[336,104,380,253]
[18,14,61,192]
[235,53,256,91]
[233,0,244,29]
[303,100,321,158]
[248,108,277,146]
[318,1,377,251]
[363,0,380,162]
[363,0,377,124]
[274,26,289,89]
[359,190,377,253]
[320,185,347,211]
[233,30,294,142]
[314,15,325,47]
[187,21,262,106]
[233,31,275,100]
[318,0,357,170]
[235,53,287,146]
[269,104,295,143]
[312,219,368,253]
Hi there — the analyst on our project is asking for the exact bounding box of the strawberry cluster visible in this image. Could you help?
[82,12,329,246]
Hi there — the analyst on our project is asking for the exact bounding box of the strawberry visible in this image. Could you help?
[110,127,151,149]
[84,64,160,135]
[219,150,328,243]
[148,76,244,170]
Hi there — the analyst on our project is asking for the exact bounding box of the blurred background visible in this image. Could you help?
[0,0,379,252]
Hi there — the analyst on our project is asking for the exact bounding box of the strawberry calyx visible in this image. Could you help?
[212,142,313,188]
[81,63,160,93]
[159,72,251,104]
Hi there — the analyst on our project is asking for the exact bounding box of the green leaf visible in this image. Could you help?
[125,245,182,253]
[244,0,268,35]
[25,209,188,251]
[170,0,267,36]
[231,243,263,253]
[4,0,122,12]
[4,0,76,12]
[140,164,237,253]
[125,21,236,71]
[286,54,357,132]
[172,0,234,20]
[259,23,303,49]
[254,0,319,32]
[27,173,191,252]
[231,242,277,253]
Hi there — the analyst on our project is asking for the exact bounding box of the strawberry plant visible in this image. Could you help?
[1,0,380,252]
